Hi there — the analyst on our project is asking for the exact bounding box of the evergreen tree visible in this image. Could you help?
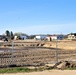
[6,30,10,37]
[10,31,14,40]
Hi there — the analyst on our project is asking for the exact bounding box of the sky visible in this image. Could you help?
[0,0,76,35]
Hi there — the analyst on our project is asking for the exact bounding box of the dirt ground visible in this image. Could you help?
[0,40,76,75]
[0,70,76,75]
[0,40,76,67]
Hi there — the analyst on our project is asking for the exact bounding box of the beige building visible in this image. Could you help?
[46,36,51,41]
[68,33,76,40]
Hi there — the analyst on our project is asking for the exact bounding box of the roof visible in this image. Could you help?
[68,33,76,36]
[47,34,63,37]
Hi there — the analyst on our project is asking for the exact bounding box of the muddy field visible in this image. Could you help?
[0,40,76,67]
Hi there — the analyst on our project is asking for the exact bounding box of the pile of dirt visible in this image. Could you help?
[45,61,76,69]
[55,61,76,69]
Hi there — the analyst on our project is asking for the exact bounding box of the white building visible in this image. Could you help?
[51,35,57,40]
[14,34,28,40]
[51,35,64,40]
[35,35,47,40]
[46,36,51,41]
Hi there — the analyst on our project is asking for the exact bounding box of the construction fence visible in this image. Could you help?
[0,41,76,68]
